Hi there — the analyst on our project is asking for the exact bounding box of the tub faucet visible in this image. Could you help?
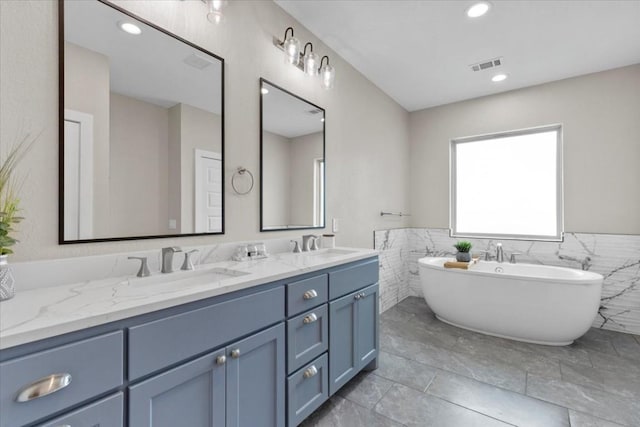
[496,243,504,263]
[161,247,182,273]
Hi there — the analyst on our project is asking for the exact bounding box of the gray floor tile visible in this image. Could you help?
[382,316,459,349]
[568,411,625,427]
[589,350,640,378]
[573,329,619,356]
[395,296,432,317]
[300,396,404,427]
[560,361,640,399]
[453,334,563,380]
[526,374,640,426]
[426,370,570,427]
[381,333,527,393]
[374,350,437,392]
[609,332,640,360]
[374,383,512,427]
[337,371,394,409]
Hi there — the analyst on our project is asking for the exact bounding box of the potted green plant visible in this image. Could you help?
[453,241,472,262]
[1,135,34,301]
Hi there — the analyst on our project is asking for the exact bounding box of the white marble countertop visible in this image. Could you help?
[0,248,377,350]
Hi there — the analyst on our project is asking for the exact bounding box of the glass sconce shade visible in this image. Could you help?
[320,63,335,89]
[304,51,320,76]
[284,36,301,65]
[207,0,227,24]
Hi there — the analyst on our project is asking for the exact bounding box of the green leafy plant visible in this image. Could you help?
[0,134,35,255]
[453,241,472,253]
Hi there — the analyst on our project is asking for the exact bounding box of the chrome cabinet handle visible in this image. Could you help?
[354,294,361,300]
[303,365,318,379]
[230,349,241,359]
[16,373,72,403]
[303,289,318,300]
[303,313,318,324]
[216,355,227,365]
[54,425,71,427]
[360,292,366,298]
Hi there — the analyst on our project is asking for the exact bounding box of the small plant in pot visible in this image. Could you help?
[454,241,473,262]
[0,134,34,301]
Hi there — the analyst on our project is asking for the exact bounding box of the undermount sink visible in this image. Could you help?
[303,249,357,258]
[131,267,249,286]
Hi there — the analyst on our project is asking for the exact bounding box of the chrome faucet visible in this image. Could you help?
[496,243,504,263]
[161,247,182,273]
[302,235,318,251]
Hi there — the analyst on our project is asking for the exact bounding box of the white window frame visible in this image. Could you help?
[450,124,564,241]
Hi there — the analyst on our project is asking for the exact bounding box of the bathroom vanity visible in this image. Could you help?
[0,249,379,427]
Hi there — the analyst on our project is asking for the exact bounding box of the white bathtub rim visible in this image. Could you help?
[435,314,575,346]
[418,257,603,285]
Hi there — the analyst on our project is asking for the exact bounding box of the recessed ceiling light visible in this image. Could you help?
[118,21,142,35]
[466,2,491,18]
[261,88,269,95]
[491,73,507,82]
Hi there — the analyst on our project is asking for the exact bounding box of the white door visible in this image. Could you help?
[64,109,93,240]
[194,150,222,233]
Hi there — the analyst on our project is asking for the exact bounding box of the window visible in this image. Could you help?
[450,124,563,241]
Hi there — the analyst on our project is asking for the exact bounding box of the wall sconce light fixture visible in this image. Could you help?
[274,27,336,89]
[319,56,335,90]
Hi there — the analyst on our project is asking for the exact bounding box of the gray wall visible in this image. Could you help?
[409,64,640,234]
[1,0,410,261]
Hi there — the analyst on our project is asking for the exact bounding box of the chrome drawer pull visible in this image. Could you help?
[303,313,318,324]
[54,425,71,427]
[230,349,241,359]
[16,373,72,403]
[216,355,227,365]
[303,289,318,300]
[303,365,318,379]
[354,294,361,300]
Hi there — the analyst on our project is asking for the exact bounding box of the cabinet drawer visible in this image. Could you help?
[0,331,124,427]
[287,353,328,427]
[287,274,328,317]
[129,286,284,380]
[37,392,124,427]
[329,258,378,300]
[287,304,328,375]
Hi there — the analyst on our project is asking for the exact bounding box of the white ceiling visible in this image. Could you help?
[275,0,640,112]
[65,1,222,115]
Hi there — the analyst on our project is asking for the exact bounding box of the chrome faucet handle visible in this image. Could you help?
[181,250,199,271]
[291,240,302,253]
[128,256,150,277]
[477,250,492,261]
[310,236,320,251]
[509,252,522,264]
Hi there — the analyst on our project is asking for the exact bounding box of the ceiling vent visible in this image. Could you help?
[183,53,215,70]
[470,57,503,72]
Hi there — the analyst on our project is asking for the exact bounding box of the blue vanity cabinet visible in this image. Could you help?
[129,323,285,427]
[328,283,379,396]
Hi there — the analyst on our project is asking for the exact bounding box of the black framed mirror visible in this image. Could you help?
[59,0,224,243]
[260,79,325,231]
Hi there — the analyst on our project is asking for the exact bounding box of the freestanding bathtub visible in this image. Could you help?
[418,257,603,345]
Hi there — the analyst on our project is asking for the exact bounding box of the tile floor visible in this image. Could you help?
[301,297,640,427]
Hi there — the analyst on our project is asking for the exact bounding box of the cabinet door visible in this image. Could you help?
[328,292,359,395]
[129,349,226,427]
[226,323,285,427]
[357,284,379,369]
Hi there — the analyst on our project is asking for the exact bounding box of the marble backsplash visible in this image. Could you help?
[375,228,640,335]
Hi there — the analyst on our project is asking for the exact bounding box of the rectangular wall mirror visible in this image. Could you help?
[260,79,325,231]
[60,0,224,243]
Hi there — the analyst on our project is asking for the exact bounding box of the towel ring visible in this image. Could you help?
[231,167,254,195]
